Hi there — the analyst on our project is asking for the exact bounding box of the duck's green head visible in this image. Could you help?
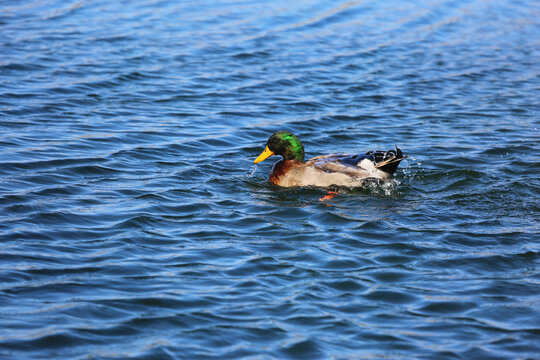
[254,131,305,163]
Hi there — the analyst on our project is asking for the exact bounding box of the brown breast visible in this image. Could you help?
[269,160,302,185]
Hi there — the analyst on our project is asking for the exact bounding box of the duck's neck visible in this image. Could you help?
[284,149,304,162]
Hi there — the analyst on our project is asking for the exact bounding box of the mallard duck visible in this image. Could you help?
[254,131,406,187]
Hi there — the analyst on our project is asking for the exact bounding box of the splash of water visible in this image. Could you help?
[249,164,257,177]
[362,178,400,196]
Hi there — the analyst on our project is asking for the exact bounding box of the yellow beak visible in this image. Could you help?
[254,146,274,164]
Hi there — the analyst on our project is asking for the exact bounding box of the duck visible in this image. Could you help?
[254,131,406,187]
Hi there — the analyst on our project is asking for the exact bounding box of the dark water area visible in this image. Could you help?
[1,0,539,359]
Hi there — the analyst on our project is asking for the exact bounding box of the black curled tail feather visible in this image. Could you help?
[373,146,407,176]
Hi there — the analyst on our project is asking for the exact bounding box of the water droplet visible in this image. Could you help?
[249,165,257,177]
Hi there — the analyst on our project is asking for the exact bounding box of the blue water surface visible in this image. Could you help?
[1,0,539,359]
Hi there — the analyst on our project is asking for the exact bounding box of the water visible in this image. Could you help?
[1,0,539,359]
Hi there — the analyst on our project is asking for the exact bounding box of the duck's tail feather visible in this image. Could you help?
[374,146,407,175]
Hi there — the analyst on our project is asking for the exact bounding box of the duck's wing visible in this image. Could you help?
[306,154,374,178]
[307,147,407,178]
